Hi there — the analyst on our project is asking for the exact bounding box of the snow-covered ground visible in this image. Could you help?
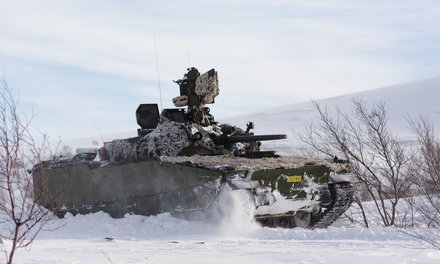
[3,186,440,263]
[3,77,440,263]
[3,206,440,264]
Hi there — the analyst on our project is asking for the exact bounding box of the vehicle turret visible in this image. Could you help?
[135,67,287,158]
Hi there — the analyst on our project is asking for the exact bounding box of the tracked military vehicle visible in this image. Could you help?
[32,67,354,228]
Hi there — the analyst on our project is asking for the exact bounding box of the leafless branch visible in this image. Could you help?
[297,98,415,227]
[0,78,58,264]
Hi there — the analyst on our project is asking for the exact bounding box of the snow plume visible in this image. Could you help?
[207,184,260,236]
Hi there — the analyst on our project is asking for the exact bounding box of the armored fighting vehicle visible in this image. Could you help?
[32,67,354,228]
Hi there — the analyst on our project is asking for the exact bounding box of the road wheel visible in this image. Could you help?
[293,212,311,228]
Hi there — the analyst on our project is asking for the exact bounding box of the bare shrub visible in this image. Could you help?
[0,78,56,264]
[409,117,440,228]
[298,99,415,227]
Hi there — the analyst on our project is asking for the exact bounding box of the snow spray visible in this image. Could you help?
[207,184,260,236]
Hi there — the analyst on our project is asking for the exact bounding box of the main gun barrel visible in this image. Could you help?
[213,134,287,145]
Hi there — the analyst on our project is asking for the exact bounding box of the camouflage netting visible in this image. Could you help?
[195,70,219,104]
[138,121,242,157]
[106,139,134,162]
[161,155,340,172]
[107,119,250,160]
[138,120,191,157]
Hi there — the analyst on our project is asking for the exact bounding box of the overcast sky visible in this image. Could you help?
[1,0,440,140]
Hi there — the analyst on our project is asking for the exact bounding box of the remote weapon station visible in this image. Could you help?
[33,68,354,228]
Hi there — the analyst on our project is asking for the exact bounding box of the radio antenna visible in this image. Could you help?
[187,50,191,67]
[91,119,104,145]
[153,34,163,111]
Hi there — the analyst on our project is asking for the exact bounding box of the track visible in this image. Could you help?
[311,182,354,228]
[255,181,354,229]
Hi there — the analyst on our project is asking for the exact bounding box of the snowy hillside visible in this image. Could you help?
[226,76,440,154]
